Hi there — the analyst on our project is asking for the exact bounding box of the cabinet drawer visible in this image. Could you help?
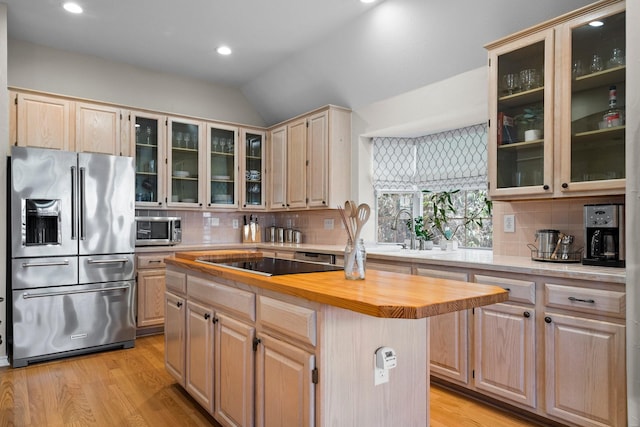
[544,283,625,318]
[166,269,186,294]
[415,267,468,282]
[258,296,316,346]
[366,261,412,274]
[187,276,255,322]
[474,275,535,304]
[137,253,170,269]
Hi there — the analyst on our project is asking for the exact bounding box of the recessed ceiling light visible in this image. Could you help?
[217,46,232,56]
[63,2,83,14]
[588,20,604,27]
[361,0,376,3]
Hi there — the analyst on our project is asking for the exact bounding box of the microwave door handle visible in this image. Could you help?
[79,166,86,240]
[71,166,78,240]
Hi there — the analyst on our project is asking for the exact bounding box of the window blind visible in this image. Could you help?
[372,124,487,192]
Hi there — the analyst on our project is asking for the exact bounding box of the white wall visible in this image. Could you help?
[8,39,266,127]
[626,1,639,424]
[350,67,487,242]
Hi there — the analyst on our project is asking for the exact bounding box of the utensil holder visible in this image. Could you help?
[344,238,366,280]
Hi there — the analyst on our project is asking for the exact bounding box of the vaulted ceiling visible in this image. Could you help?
[4,0,595,125]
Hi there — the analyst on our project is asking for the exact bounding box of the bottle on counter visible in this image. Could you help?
[602,85,624,128]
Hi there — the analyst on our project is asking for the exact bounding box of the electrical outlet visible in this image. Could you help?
[504,214,515,233]
[324,219,334,230]
[210,217,220,226]
[232,219,239,229]
[374,355,389,385]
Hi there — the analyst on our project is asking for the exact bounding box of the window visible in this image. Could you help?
[373,124,492,249]
[377,189,492,248]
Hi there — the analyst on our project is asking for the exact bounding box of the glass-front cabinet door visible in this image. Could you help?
[487,29,554,198]
[167,117,204,207]
[133,112,165,207]
[241,128,266,209]
[207,123,238,208]
[558,4,625,194]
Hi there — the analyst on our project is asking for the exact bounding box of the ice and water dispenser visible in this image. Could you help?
[23,199,62,246]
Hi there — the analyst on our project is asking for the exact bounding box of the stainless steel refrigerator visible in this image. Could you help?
[9,146,136,367]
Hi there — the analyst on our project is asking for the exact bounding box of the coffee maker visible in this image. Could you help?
[582,203,625,267]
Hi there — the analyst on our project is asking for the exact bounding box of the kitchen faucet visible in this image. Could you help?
[391,208,416,250]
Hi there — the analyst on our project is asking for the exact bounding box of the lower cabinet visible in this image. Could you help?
[164,291,186,386]
[255,333,315,427]
[415,267,469,385]
[473,303,536,409]
[137,253,172,329]
[215,313,255,427]
[544,312,626,427]
[185,300,215,413]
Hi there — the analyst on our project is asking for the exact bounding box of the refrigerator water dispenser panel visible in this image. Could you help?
[23,199,61,246]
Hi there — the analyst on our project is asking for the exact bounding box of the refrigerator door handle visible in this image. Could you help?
[71,165,78,240]
[22,284,131,299]
[79,166,86,240]
[21,260,71,268]
[86,258,130,265]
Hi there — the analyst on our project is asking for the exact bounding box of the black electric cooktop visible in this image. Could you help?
[197,257,341,276]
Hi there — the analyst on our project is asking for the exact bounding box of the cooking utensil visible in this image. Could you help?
[550,232,565,260]
[352,203,371,243]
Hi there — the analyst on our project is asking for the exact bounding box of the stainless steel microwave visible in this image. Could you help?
[135,216,182,246]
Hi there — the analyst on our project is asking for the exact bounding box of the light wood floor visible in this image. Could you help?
[0,334,540,427]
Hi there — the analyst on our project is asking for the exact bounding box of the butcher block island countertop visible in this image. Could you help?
[164,250,509,427]
[166,249,509,319]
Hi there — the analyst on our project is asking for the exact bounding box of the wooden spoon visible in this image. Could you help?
[352,203,371,243]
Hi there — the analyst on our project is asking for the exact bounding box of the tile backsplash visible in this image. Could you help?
[139,194,625,257]
[491,195,624,257]
[136,209,348,246]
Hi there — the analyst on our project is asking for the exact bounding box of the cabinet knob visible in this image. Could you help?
[204,313,211,320]
[523,311,531,318]
[176,301,183,308]
[212,316,218,324]
[281,204,285,207]
[544,316,552,324]
[543,185,549,190]
[561,183,568,189]
[199,203,203,207]
[252,337,262,351]
[158,202,162,206]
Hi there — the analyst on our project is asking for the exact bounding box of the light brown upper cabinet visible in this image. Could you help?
[486,0,625,200]
[75,102,123,155]
[268,105,351,210]
[13,91,73,151]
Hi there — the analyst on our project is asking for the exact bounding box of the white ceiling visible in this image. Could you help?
[3,0,596,125]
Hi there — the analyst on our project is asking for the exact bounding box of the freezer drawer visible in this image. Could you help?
[11,256,78,289]
[79,253,135,284]
[11,281,135,367]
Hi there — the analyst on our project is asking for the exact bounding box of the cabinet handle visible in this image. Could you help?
[212,316,218,324]
[543,185,549,190]
[252,337,262,351]
[568,296,595,304]
[523,311,531,318]
[544,316,552,323]
[503,287,511,292]
[176,301,183,308]
[561,183,568,189]
[204,313,211,320]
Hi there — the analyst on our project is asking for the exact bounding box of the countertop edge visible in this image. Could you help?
[165,255,509,320]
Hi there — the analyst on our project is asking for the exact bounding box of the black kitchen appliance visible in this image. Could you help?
[197,257,341,276]
[583,203,625,267]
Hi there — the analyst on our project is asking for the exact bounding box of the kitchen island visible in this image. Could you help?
[164,250,508,427]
